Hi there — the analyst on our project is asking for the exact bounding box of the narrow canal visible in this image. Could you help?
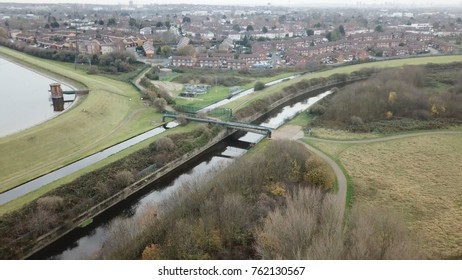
[31,90,332,259]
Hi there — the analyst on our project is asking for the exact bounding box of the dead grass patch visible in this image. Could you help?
[328,134,462,259]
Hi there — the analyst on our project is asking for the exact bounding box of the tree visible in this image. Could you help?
[156,21,163,27]
[129,17,137,28]
[375,24,384,32]
[165,21,171,29]
[306,29,314,36]
[154,98,167,111]
[262,26,268,33]
[182,16,191,23]
[339,25,345,36]
[177,45,196,56]
[50,21,59,28]
[107,18,116,26]
[246,25,254,32]
[98,19,104,25]
[457,17,462,24]
[160,45,172,57]
[254,81,265,91]
[314,22,321,28]
[232,24,241,32]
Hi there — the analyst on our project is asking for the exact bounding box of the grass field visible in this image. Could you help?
[0,122,200,216]
[0,47,159,192]
[308,132,462,259]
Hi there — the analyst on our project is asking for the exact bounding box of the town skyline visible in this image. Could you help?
[0,0,461,8]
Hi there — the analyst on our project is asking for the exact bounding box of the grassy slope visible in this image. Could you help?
[0,123,199,216]
[309,132,462,259]
[223,55,462,112]
[0,47,159,192]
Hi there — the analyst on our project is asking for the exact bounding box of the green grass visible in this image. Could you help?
[0,122,199,216]
[0,46,159,193]
[286,112,312,127]
[175,86,230,109]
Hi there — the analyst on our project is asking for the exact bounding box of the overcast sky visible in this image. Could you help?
[0,0,460,7]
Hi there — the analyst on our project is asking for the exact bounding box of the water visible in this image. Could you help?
[0,122,179,205]
[50,155,233,260]
[44,90,332,259]
[0,57,73,137]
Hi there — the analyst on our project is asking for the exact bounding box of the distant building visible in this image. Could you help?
[177,37,190,49]
[143,41,155,58]
[140,27,152,35]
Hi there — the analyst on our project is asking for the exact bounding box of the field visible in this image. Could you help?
[0,47,159,192]
[306,131,462,259]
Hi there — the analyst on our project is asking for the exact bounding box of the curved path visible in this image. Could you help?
[299,141,348,218]
[303,130,462,144]
[298,130,462,219]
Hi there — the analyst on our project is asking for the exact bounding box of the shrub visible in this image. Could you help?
[350,116,364,126]
[176,114,189,125]
[254,81,265,91]
[303,156,335,191]
[86,66,100,75]
[114,170,135,188]
[309,104,326,115]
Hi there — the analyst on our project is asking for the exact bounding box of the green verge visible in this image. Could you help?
[0,46,159,193]
[0,122,199,216]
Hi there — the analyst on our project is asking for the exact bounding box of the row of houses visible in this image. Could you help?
[172,51,267,69]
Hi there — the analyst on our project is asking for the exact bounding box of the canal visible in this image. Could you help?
[32,90,332,259]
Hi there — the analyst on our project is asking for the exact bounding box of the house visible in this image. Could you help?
[177,37,190,49]
[198,57,221,68]
[143,41,155,58]
[140,27,152,35]
[172,56,196,67]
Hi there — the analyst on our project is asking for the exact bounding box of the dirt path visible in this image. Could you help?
[275,126,462,219]
[303,130,462,144]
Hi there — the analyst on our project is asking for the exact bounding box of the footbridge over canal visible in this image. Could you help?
[162,112,272,138]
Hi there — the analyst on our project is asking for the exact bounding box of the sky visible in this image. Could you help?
[0,0,460,7]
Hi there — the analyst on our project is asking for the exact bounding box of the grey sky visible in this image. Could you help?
[0,0,460,7]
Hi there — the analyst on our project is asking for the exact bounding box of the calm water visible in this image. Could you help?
[0,57,73,137]
[44,90,332,259]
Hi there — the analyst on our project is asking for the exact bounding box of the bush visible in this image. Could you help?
[145,72,159,80]
[309,104,326,115]
[114,170,135,188]
[350,116,364,126]
[86,66,100,75]
[254,81,265,91]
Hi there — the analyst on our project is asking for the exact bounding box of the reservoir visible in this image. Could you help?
[0,56,73,137]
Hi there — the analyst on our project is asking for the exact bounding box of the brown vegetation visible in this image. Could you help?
[97,140,417,260]
[318,65,462,132]
[256,189,418,259]
[0,125,222,259]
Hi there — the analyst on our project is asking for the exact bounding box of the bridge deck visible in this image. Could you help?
[163,113,272,138]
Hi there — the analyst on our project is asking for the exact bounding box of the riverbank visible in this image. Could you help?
[0,47,158,193]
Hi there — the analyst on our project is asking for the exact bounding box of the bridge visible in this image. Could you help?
[162,112,272,138]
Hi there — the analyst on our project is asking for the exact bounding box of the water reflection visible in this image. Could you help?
[0,57,73,137]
